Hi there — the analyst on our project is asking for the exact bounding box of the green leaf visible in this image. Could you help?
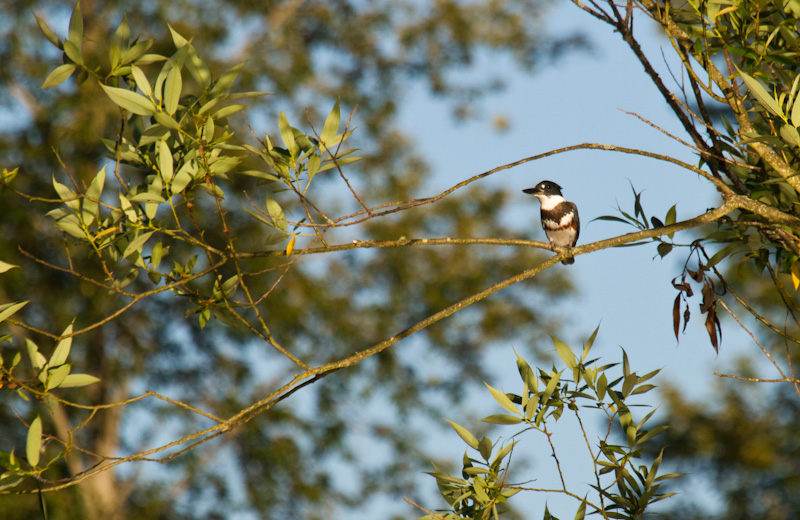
[320,99,341,147]
[26,415,42,468]
[574,498,587,520]
[738,68,784,118]
[631,383,656,395]
[665,204,677,238]
[445,419,479,450]
[265,196,287,231]
[515,352,538,392]
[59,373,100,388]
[582,324,600,362]
[158,140,174,183]
[46,364,71,390]
[478,437,492,461]
[68,3,83,49]
[480,414,523,425]
[0,261,18,274]
[239,170,280,182]
[151,241,164,270]
[83,166,105,225]
[130,65,153,99]
[122,231,155,260]
[121,39,155,66]
[210,62,244,96]
[41,64,76,89]
[163,65,182,116]
[592,215,631,225]
[26,338,46,370]
[484,383,519,414]
[168,24,189,48]
[780,124,800,148]
[657,243,673,258]
[542,371,561,404]
[707,242,740,268]
[171,170,194,195]
[279,112,299,159]
[63,39,83,66]
[34,13,61,49]
[52,175,79,210]
[114,14,131,50]
[50,322,74,367]
[212,104,246,120]
[552,336,577,370]
[0,301,28,323]
[153,111,181,131]
[100,84,156,115]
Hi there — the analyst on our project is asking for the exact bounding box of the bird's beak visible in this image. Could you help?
[522,187,539,195]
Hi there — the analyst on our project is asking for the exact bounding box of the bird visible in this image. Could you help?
[522,180,580,265]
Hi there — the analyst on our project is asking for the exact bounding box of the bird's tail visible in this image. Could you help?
[561,256,574,265]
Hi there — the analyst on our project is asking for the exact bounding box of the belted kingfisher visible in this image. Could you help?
[522,180,580,265]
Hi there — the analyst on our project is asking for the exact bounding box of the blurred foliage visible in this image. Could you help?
[647,368,800,520]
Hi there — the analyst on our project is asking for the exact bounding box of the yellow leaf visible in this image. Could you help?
[791,264,800,290]
[286,236,296,257]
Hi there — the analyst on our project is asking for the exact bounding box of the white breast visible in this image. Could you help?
[536,194,566,210]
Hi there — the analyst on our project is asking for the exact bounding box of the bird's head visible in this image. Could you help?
[522,180,563,198]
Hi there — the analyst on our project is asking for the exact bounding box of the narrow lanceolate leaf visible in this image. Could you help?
[552,336,577,370]
[738,68,784,118]
[158,140,174,182]
[130,65,153,99]
[210,62,244,96]
[163,66,182,115]
[278,112,299,159]
[26,415,42,468]
[484,383,519,414]
[0,261,19,274]
[445,419,479,450]
[83,166,106,224]
[168,24,189,48]
[50,322,74,367]
[34,13,62,49]
[265,196,287,231]
[122,231,155,259]
[41,64,76,89]
[59,373,100,388]
[480,414,523,425]
[53,175,79,210]
[45,364,71,390]
[0,301,28,323]
[26,338,46,369]
[320,99,341,147]
[100,84,156,115]
[68,3,83,49]
[582,324,600,362]
[114,14,131,49]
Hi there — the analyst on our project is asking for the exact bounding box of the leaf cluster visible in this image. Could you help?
[423,329,678,520]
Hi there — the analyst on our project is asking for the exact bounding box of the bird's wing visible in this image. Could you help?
[568,202,580,245]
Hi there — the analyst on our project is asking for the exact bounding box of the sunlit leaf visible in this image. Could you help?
[0,301,28,323]
[59,373,101,388]
[41,64,76,89]
[445,419,479,450]
[100,84,157,115]
[484,383,519,414]
[26,415,42,468]
[738,68,784,118]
